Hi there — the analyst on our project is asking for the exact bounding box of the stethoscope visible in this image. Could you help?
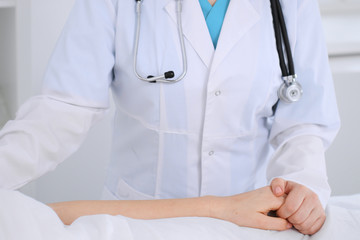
[133,0,303,103]
[133,0,187,83]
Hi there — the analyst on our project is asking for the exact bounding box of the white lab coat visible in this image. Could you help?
[0,0,340,207]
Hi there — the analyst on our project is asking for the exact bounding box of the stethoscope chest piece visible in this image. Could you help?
[278,75,303,103]
[270,0,303,104]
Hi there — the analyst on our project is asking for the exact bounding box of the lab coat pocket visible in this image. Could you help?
[115,178,155,200]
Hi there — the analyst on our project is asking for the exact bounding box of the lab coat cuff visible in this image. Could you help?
[267,135,331,209]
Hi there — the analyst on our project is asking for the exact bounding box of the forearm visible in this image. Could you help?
[48,197,212,225]
[49,187,291,232]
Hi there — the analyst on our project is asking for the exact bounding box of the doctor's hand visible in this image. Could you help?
[209,186,292,231]
[270,178,325,235]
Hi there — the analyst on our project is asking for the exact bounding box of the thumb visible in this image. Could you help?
[271,178,286,197]
[254,213,292,231]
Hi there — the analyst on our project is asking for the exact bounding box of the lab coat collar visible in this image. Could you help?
[211,0,260,75]
[164,0,215,68]
[164,0,260,73]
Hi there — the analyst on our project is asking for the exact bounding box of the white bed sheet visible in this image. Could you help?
[0,189,359,240]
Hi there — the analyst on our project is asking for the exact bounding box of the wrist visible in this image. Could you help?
[206,195,228,219]
[196,195,215,218]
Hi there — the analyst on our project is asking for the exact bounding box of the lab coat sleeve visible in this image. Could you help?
[267,0,341,208]
[43,0,117,108]
[0,96,105,190]
[267,135,330,208]
[0,0,117,189]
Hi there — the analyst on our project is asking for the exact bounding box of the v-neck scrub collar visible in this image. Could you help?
[198,0,231,48]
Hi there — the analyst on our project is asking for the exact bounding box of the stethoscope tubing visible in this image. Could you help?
[133,0,187,83]
[174,0,188,83]
[270,0,295,80]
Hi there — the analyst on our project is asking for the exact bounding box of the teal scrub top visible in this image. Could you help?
[198,0,231,48]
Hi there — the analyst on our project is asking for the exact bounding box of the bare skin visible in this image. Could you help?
[48,186,292,231]
[208,0,217,6]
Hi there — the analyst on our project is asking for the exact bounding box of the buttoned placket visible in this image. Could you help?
[200,74,223,196]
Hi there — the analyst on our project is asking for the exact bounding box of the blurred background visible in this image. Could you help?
[0,0,359,202]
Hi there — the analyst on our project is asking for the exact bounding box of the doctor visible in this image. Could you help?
[0,0,339,235]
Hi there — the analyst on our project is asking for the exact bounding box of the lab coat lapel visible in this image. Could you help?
[210,0,261,75]
[164,0,214,68]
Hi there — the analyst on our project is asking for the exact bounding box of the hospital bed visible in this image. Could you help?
[0,189,359,240]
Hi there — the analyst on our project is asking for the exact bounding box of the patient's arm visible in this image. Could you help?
[48,186,292,231]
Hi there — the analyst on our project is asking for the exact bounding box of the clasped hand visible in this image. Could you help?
[213,179,325,235]
[270,178,326,235]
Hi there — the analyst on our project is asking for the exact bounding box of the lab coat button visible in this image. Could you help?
[208,151,214,156]
[215,91,221,96]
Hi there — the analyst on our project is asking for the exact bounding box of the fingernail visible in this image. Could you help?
[276,187,282,195]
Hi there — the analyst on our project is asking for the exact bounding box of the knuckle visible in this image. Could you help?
[290,214,304,225]
[308,224,320,235]
[285,203,297,214]
[276,197,285,206]
[276,208,286,219]
[309,192,318,201]
[293,224,305,233]
[298,184,308,193]
[299,222,307,230]
[297,223,312,235]
[301,216,326,235]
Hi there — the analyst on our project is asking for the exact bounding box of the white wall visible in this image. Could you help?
[319,1,360,196]
[11,0,360,202]
[318,0,360,14]
[326,68,360,196]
